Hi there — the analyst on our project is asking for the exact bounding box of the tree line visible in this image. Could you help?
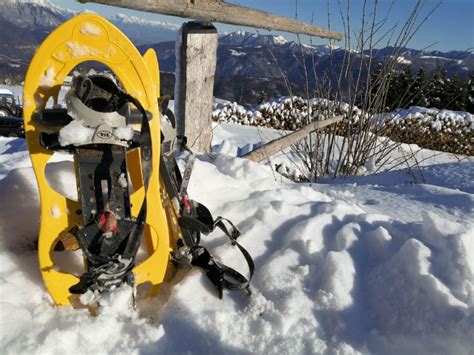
[371,64,474,113]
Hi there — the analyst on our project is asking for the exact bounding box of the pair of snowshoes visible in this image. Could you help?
[23,14,253,307]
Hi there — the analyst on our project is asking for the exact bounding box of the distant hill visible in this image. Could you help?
[0,0,177,81]
[0,0,472,105]
[144,34,473,105]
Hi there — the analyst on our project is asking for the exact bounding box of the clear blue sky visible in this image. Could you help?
[51,0,474,51]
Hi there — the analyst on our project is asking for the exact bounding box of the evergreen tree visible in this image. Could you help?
[368,63,471,112]
[390,66,413,109]
[412,67,429,107]
[256,90,268,104]
[445,73,467,111]
[426,67,447,109]
[369,62,384,106]
[466,74,474,113]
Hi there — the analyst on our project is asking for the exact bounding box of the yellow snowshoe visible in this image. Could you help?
[23,14,176,306]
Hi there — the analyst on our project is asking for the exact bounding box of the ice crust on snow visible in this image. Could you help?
[0,118,473,354]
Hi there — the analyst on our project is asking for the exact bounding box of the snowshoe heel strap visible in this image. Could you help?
[190,246,251,299]
[181,211,254,299]
[179,200,215,234]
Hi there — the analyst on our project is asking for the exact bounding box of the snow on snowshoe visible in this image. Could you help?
[23,14,175,306]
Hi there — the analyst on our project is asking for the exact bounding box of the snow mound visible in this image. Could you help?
[0,134,472,354]
[0,138,31,179]
[154,156,473,354]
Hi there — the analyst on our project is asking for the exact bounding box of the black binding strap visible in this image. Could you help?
[178,199,255,299]
[120,93,151,260]
[69,88,152,294]
[213,217,255,285]
[156,98,255,299]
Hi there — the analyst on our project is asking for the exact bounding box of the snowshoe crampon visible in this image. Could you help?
[23,14,179,306]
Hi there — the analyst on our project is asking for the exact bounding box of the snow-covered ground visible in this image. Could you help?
[0,84,69,108]
[212,121,471,180]
[0,118,473,354]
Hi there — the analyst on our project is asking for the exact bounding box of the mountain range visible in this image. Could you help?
[1,0,472,105]
[145,31,473,104]
[0,0,177,80]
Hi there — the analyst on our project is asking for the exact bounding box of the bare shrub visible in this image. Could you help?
[284,0,443,181]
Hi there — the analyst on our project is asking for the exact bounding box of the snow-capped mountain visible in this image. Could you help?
[0,0,178,80]
[149,35,473,102]
[219,31,289,47]
[110,13,180,31]
[0,0,178,46]
[0,0,73,44]
[109,13,178,45]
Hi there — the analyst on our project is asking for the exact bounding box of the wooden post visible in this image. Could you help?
[175,22,217,153]
[242,116,344,162]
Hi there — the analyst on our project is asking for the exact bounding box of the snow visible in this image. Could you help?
[65,41,98,59]
[1,106,473,353]
[8,0,48,4]
[273,35,288,45]
[118,173,128,189]
[114,126,134,141]
[229,49,246,57]
[80,23,102,36]
[0,89,14,95]
[396,56,412,65]
[211,118,469,180]
[58,120,94,146]
[0,138,31,178]
[39,67,55,88]
[110,13,180,31]
[419,55,452,61]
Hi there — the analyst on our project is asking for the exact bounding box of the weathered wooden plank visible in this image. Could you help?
[175,22,217,153]
[78,0,342,40]
[242,116,344,162]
